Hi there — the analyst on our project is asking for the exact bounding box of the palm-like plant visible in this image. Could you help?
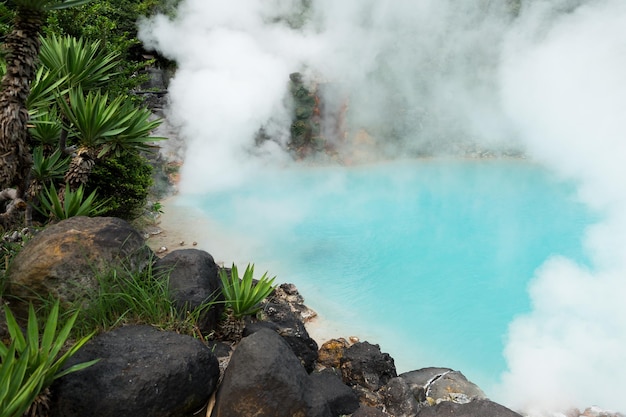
[0,0,94,217]
[57,86,163,189]
[38,34,120,92]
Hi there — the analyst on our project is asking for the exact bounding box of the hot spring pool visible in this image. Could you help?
[175,159,594,394]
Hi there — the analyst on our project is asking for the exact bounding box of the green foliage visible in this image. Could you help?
[87,151,153,220]
[58,87,163,154]
[30,147,70,182]
[58,88,129,148]
[219,264,276,319]
[43,0,178,94]
[36,182,108,220]
[27,67,67,114]
[97,101,163,158]
[72,262,217,337]
[39,34,120,91]
[0,301,98,417]
[28,108,63,147]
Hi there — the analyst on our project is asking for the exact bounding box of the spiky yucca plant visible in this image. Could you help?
[218,264,276,341]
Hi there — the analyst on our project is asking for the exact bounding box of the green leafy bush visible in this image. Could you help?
[0,301,98,417]
[219,264,276,319]
[86,151,153,220]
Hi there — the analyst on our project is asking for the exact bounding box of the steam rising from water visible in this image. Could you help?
[139,0,626,412]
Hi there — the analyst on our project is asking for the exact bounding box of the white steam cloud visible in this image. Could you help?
[139,0,626,413]
[497,0,626,412]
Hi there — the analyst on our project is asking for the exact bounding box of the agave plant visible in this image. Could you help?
[218,264,276,341]
[219,264,276,319]
[28,108,63,147]
[26,66,67,111]
[97,101,163,158]
[30,147,70,183]
[36,182,108,220]
[58,87,130,150]
[0,300,98,417]
[38,34,120,92]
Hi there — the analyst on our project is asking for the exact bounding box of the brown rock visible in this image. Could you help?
[318,338,350,369]
[5,217,152,316]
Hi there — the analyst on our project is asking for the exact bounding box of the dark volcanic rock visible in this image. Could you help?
[352,404,390,417]
[262,298,319,372]
[309,369,360,416]
[212,328,330,417]
[51,325,219,417]
[417,399,523,417]
[340,341,397,391]
[6,217,151,316]
[153,249,224,332]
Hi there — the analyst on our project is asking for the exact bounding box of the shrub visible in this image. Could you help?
[86,151,153,220]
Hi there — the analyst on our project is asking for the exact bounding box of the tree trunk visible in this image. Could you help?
[0,7,44,198]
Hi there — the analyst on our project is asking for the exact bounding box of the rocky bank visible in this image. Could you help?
[2,216,536,417]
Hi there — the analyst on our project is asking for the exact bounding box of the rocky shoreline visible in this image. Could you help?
[2,216,526,416]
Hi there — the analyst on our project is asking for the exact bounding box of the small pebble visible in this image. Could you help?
[157,246,168,254]
[179,241,185,246]
[349,336,360,344]
[192,241,197,246]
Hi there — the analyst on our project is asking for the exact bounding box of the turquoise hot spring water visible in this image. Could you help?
[177,158,595,395]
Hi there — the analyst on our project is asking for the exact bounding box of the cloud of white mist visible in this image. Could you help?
[139,0,520,194]
[139,0,626,413]
[138,1,321,193]
[497,0,626,412]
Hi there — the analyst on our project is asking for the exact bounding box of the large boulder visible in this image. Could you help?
[400,368,486,404]
[6,217,151,313]
[51,325,219,417]
[153,249,224,333]
[417,399,523,417]
[212,328,330,417]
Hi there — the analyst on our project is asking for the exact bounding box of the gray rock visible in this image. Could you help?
[382,377,420,417]
[417,399,522,417]
[212,328,330,417]
[51,325,219,417]
[153,249,224,333]
[6,217,151,316]
[400,368,485,404]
